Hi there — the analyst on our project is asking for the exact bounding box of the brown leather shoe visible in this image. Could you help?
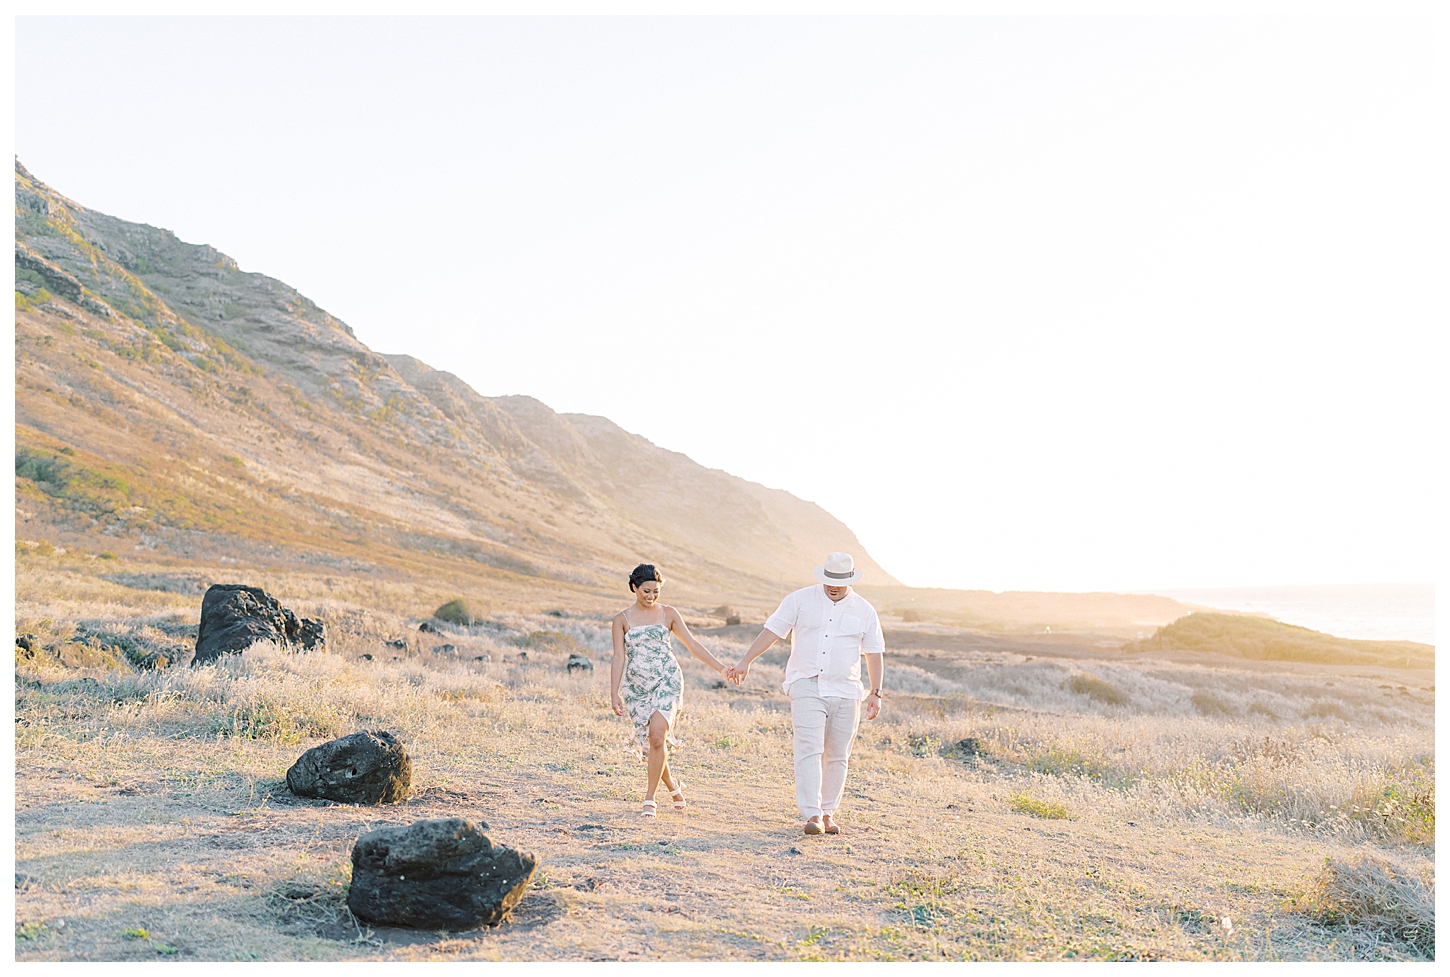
[803,818,825,835]
[823,817,840,835]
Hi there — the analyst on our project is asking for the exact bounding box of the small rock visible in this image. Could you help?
[953,738,983,758]
[473,654,490,662]
[518,651,528,661]
[386,639,409,650]
[419,621,439,634]
[566,653,594,674]
[359,653,373,661]
[433,644,456,654]
[545,609,566,618]
[285,730,411,805]
[786,847,803,856]
[346,818,537,930]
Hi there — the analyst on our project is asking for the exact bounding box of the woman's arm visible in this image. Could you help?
[610,614,627,716]
[665,606,728,673]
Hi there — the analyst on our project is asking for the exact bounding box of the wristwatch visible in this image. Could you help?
[868,688,883,698]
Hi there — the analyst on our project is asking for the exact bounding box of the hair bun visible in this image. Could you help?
[628,563,663,592]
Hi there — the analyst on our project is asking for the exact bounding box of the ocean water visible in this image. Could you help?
[1155,583,1435,646]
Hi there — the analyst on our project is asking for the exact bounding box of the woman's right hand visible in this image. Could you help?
[611,692,625,717]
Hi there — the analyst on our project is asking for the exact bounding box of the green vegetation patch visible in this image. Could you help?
[1124,612,1433,670]
[1064,673,1127,706]
[1347,756,1434,845]
[17,921,49,941]
[1009,792,1070,819]
[512,630,581,653]
[1191,692,1232,716]
[433,599,474,626]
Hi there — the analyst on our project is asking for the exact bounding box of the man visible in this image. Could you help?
[728,552,885,836]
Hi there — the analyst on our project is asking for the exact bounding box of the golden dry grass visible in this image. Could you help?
[14,557,1435,961]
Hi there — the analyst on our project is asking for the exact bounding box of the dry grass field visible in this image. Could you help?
[14,554,1435,961]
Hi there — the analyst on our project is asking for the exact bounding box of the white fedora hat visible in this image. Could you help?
[814,551,864,587]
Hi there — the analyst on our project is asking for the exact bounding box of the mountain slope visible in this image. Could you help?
[13,161,896,606]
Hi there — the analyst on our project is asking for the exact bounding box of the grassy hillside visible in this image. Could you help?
[13,159,889,608]
[1122,613,1433,670]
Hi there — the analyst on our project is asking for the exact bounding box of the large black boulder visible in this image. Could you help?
[347,818,537,930]
[285,731,411,804]
[192,584,326,665]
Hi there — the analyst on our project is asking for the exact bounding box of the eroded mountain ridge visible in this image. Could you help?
[14,160,894,605]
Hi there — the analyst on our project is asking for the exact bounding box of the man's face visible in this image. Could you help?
[823,584,850,602]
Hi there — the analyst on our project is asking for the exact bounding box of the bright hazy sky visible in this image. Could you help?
[15,16,1441,593]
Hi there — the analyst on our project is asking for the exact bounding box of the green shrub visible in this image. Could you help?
[15,449,69,486]
[1192,693,1232,716]
[433,599,473,626]
[1064,673,1127,706]
[1009,792,1070,819]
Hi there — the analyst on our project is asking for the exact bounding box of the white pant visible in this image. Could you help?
[789,677,862,819]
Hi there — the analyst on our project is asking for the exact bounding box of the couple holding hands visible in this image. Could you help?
[609,553,885,835]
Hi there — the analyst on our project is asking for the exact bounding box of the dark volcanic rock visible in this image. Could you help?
[566,653,594,674]
[292,616,326,650]
[285,731,411,805]
[347,818,537,930]
[192,584,326,665]
[194,585,288,664]
[16,244,83,301]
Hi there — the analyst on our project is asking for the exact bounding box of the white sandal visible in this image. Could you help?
[666,780,687,812]
[640,799,657,819]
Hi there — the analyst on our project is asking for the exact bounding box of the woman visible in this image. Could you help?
[611,563,732,818]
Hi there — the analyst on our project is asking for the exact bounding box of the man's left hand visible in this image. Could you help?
[864,693,881,721]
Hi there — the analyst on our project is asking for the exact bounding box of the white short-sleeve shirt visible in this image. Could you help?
[763,585,886,700]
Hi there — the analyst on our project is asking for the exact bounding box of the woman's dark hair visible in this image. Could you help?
[628,563,663,592]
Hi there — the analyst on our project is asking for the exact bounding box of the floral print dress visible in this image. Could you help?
[621,623,684,753]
